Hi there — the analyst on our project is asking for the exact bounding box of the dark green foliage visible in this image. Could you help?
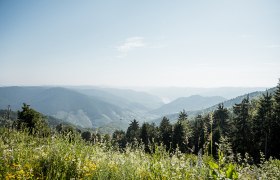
[81,131,92,141]
[213,104,229,137]
[140,123,150,152]
[126,119,140,144]
[271,80,280,158]
[159,117,172,151]
[172,121,187,152]
[253,92,274,159]
[212,104,229,156]
[16,103,50,137]
[139,122,160,153]
[190,115,206,154]
[172,110,192,153]
[102,87,280,162]
[178,109,188,122]
[274,80,280,120]
[3,80,280,164]
[232,96,252,156]
[112,130,126,149]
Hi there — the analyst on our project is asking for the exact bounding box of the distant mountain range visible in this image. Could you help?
[75,87,163,111]
[0,86,162,129]
[152,87,277,124]
[147,87,268,102]
[150,95,226,116]
[0,86,275,132]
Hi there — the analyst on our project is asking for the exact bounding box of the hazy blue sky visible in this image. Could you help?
[0,0,279,87]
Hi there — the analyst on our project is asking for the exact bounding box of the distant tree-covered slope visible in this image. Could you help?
[94,87,164,110]
[152,87,277,124]
[0,87,150,128]
[151,95,226,116]
[74,88,159,112]
[200,87,276,113]
[148,87,267,102]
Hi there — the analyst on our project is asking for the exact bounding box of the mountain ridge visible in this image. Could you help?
[150,95,226,116]
[152,87,277,124]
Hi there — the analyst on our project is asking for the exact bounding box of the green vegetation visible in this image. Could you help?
[0,80,280,179]
[1,127,280,179]
[110,80,280,163]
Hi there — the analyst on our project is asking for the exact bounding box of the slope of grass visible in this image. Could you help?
[0,128,279,179]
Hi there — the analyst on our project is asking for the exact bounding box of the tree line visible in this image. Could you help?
[111,80,280,162]
[1,80,280,163]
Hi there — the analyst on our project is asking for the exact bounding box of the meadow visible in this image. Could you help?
[1,128,280,180]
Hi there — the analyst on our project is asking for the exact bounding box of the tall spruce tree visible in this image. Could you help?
[126,119,140,144]
[173,121,186,152]
[271,79,280,158]
[190,115,205,154]
[253,92,273,159]
[212,104,229,156]
[16,103,50,137]
[232,96,252,156]
[140,123,150,152]
[213,104,229,137]
[178,109,188,122]
[172,110,192,153]
[274,79,280,122]
[159,117,173,151]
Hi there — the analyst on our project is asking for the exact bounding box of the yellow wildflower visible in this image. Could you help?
[5,173,15,180]
[12,163,21,169]
[81,159,97,177]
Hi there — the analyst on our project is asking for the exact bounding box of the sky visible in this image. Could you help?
[0,0,279,88]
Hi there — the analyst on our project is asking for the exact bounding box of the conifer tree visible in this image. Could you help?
[213,104,229,137]
[271,79,280,158]
[232,96,252,156]
[159,117,172,151]
[253,92,273,159]
[140,123,150,152]
[190,115,205,154]
[173,121,186,152]
[16,103,50,137]
[212,104,229,156]
[172,110,192,153]
[126,119,140,144]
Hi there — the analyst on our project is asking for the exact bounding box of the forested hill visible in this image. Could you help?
[0,86,156,129]
[151,95,226,116]
[114,80,280,163]
[0,86,276,133]
[201,87,277,112]
[153,87,277,123]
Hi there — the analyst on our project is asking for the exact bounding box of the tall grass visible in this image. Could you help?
[0,128,279,179]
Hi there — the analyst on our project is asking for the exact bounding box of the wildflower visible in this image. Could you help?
[87,161,97,171]
[17,169,25,175]
[80,159,97,177]
[12,163,21,168]
[5,173,15,180]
